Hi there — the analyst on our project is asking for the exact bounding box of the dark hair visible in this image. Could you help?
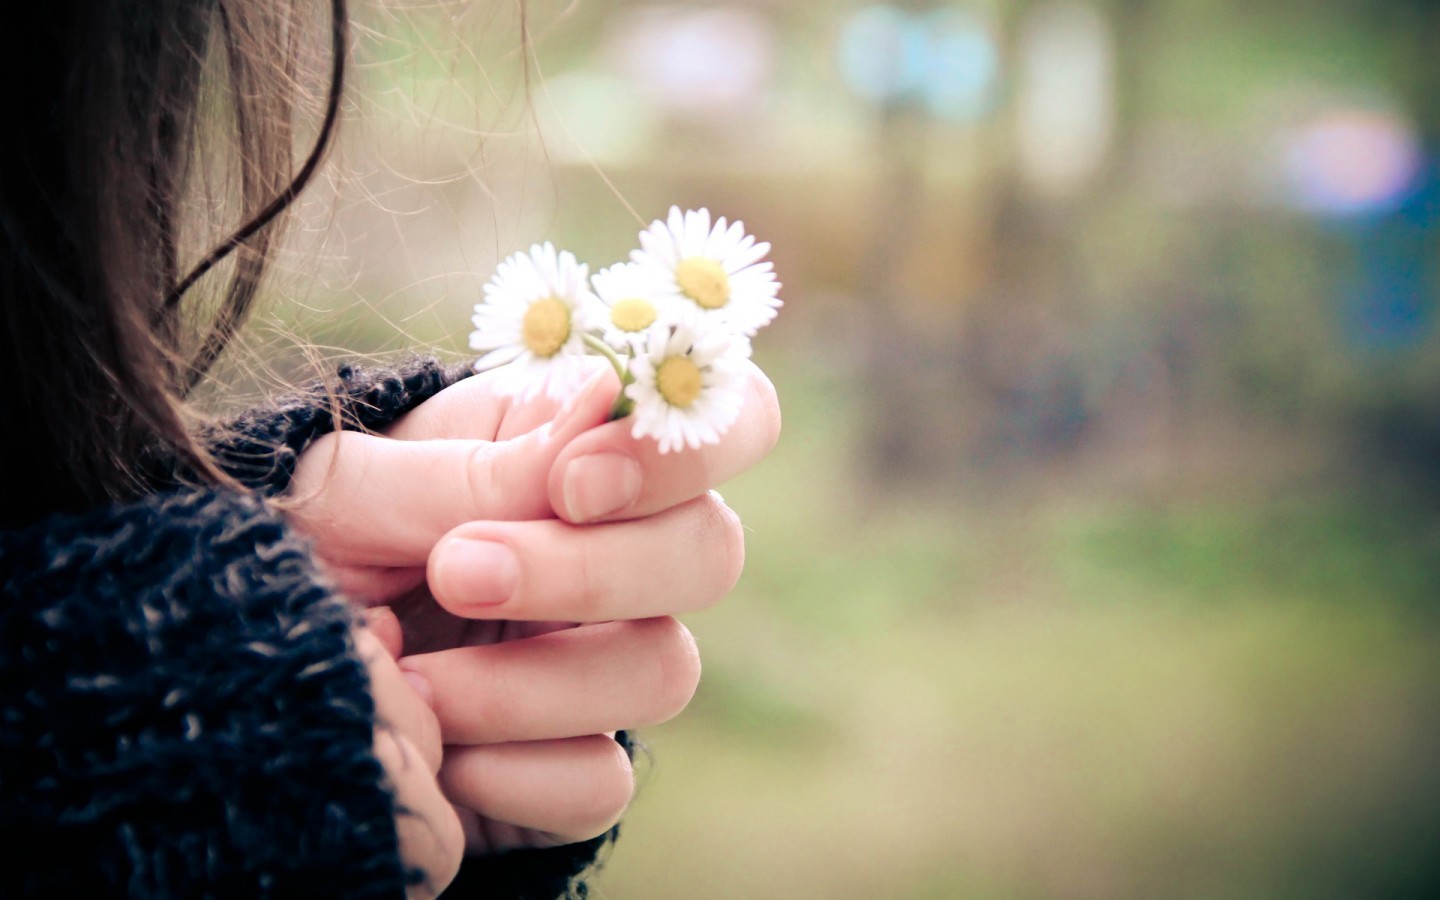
[0,0,347,528]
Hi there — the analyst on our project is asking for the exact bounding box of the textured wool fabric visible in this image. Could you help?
[171,357,471,495]
[0,490,408,898]
[2,360,629,898]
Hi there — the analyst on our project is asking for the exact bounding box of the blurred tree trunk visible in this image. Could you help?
[856,99,939,487]
[857,0,1160,492]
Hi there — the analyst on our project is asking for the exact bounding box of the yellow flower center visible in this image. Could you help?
[521,298,571,358]
[676,258,730,310]
[656,356,703,408]
[611,297,658,333]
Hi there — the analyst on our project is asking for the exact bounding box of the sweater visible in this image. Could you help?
[0,359,626,898]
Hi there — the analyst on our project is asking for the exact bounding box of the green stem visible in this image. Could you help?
[608,380,636,421]
[583,332,626,375]
[584,333,636,420]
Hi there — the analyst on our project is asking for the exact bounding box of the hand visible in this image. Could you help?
[288,359,781,852]
[290,360,780,603]
[356,610,464,898]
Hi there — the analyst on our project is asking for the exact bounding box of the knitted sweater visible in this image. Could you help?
[0,359,624,898]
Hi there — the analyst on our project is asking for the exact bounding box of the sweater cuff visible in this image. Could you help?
[0,490,408,898]
[440,732,634,900]
[148,357,473,496]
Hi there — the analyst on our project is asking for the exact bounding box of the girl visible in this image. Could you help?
[0,1,780,897]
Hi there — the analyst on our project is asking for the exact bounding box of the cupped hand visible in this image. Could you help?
[288,359,781,852]
[290,360,779,601]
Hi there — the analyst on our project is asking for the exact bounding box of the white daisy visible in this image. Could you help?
[470,243,600,400]
[631,207,781,338]
[590,262,683,352]
[625,317,748,454]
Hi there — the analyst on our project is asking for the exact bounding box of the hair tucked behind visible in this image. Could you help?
[0,0,346,529]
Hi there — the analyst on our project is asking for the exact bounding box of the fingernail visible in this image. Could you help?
[552,369,611,433]
[362,606,403,659]
[563,452,642,522]
[434,538,519,606]
[399,664,435,707]
[363,605,399,630]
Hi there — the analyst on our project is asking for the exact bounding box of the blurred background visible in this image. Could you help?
[254,0,1440,896]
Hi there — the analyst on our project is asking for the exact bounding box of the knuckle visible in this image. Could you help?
[566,737,635,839]
[291,431,340,487]
[432,649,514,744]
[412,704,445,774]
[571,526,610,620]
[471,652,520,741]
[647,617,702,722]
[752,367,783,454]
[700,496,746,604]
[287,432,349,531]
[431,809,466,894]
[394,801,463,899]
[462,443,500,515]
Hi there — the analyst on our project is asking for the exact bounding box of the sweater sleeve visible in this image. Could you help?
[439,827,626,900]
[164,358,633,898]
[0,489,409,898]
[201,357,474,495]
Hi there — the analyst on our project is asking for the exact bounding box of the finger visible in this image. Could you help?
[548,362,780,524]
[375,729,465,898]
[439,735,634,847]
[426,493,743,621]
[454,814,550,856]
[400,617,701,744]
[362,606,405,659]
[290,367,619,567]
[386,358,608,444]
[335,565,427,607]
[384,368,512,444]
[359,629,444,772]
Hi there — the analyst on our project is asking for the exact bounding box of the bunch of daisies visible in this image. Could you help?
[470,208,780,453]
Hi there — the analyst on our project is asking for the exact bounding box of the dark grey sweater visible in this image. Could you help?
[0,359,624,898]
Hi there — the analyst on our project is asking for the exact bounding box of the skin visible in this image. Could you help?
[287,358,781,893]
[359,615,463,900]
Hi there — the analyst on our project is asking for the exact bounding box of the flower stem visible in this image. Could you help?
[584,333,636,420]
[583,333,626,377]
[608,382,635,420]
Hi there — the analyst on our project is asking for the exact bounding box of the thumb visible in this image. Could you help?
[289,368,618,567]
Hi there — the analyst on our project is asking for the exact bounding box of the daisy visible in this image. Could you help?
[631,207,781,338]
[590,262,683,352]
[625,316,748,454]
[470,243,600,400]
